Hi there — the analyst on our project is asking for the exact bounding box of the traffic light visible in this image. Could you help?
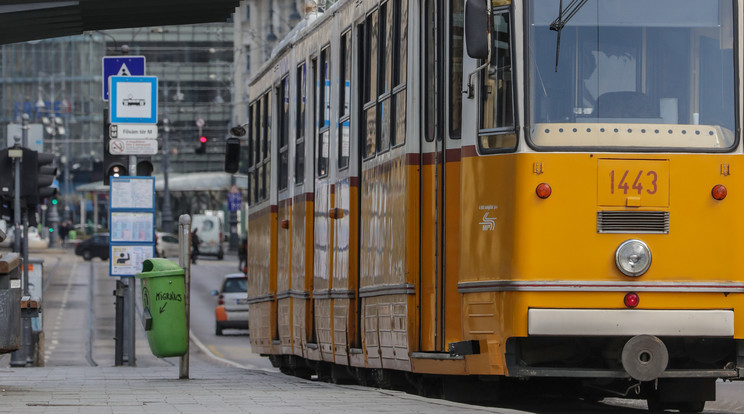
[35,151,58,202]
[195,136,207,154]
[21,149,57,205]
[137,158,154,176]
[107,163,128,183]
[0,148,12,201]
[104,111,128,185]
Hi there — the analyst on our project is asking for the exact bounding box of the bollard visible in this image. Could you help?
[178,214,191,379]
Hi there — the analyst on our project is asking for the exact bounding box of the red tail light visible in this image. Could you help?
[218,294,225,305]
[536,183,552,199]
[712,184,727,200]
[624,292,640,308]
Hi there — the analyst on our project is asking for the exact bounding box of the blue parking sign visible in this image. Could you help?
[228,191,242,212]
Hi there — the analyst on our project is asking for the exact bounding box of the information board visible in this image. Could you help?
[109,176,156,277]
[111,177,155,209]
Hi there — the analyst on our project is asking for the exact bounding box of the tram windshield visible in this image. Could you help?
[528,0,736,150]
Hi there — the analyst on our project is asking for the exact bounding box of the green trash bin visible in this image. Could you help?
[136,258,187,357]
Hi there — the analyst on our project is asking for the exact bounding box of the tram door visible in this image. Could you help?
[331,29,359,363]
[420,0,460,352]
[313,47,335,362]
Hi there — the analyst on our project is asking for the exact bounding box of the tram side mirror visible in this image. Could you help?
[465,0,489,59]
[225,138,241,174]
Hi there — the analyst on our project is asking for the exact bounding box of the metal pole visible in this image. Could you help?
[229,175,238,251]
[47,201,59,248]
[12,137,21,254]
[63,120,71,222]
[9,136,24,366]
[178,214,191,379]
[123,154,137,366]
[22,211,32,365]
[161,119,174,233]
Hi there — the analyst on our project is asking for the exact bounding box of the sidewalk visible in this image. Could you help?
[0,249,523,414]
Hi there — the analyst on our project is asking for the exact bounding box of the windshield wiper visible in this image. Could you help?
[549,0,589,71]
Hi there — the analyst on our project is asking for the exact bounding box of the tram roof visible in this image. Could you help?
[0,0,240,45]
[76,171,248,193]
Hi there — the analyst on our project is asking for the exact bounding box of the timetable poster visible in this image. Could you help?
[110,212,155,243]
[110,177,155,210]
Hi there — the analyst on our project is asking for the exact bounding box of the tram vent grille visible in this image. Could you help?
[597,211,669,234]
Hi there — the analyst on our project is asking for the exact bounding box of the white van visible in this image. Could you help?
[192,214,224,259]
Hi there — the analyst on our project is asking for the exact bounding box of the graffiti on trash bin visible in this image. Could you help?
[155,291,183,302]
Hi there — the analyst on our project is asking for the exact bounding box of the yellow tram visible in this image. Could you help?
[233,0,743,410]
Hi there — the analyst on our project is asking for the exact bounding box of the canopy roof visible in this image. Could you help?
[76,172,248,193]
[0,0,240,44]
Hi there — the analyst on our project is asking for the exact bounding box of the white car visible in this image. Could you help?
[0,226,48,249]
[155,232,180,258]
[211,273,249,335]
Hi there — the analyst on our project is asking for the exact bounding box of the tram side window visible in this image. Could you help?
[424,0,438,143]
[296,63,306,185]
[251,100,263,204]
[449,0,463,139]
[278,75,290,191]
[259,93,272,201]
[377,2,393,153]
[338,30,351,169]
[479,9,516,152]
[361,10,379,158]
[245,105,254,204]
[248,102,258,205]
[265,93,272,200]
[317,47,330,177]
[392,0,408,147]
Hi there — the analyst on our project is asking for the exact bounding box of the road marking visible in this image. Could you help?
[189,332,276,372]
[45,261,78,363]
[207,345,224,358]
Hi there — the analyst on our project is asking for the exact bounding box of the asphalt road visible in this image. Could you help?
[186,255,274,371]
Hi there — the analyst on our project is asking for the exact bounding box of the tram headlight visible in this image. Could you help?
[615,239,652,277]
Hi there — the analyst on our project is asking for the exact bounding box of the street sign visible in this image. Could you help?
[195,118,205,128]
[227,185,241,212]
[228,191,242,212]
[110,76,158,124]
[6,124,43,151]
[102,56,146,101]
[109,139,158,155]
[110,123,158,139]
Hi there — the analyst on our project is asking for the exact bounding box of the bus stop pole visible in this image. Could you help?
[125,154,137,366]
[178,214,191,379]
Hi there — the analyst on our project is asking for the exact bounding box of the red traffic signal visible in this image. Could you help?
[196,136,208,154]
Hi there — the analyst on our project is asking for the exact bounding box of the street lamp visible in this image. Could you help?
[37,71,68,247]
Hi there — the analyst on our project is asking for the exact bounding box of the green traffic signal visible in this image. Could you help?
[51,198,58,205]
[48,227,53,233]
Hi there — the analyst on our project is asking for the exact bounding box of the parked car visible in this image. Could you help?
[74,233,109,261]
[155,232,180,258]
[211,273,249,335]
[192,214,224,259]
